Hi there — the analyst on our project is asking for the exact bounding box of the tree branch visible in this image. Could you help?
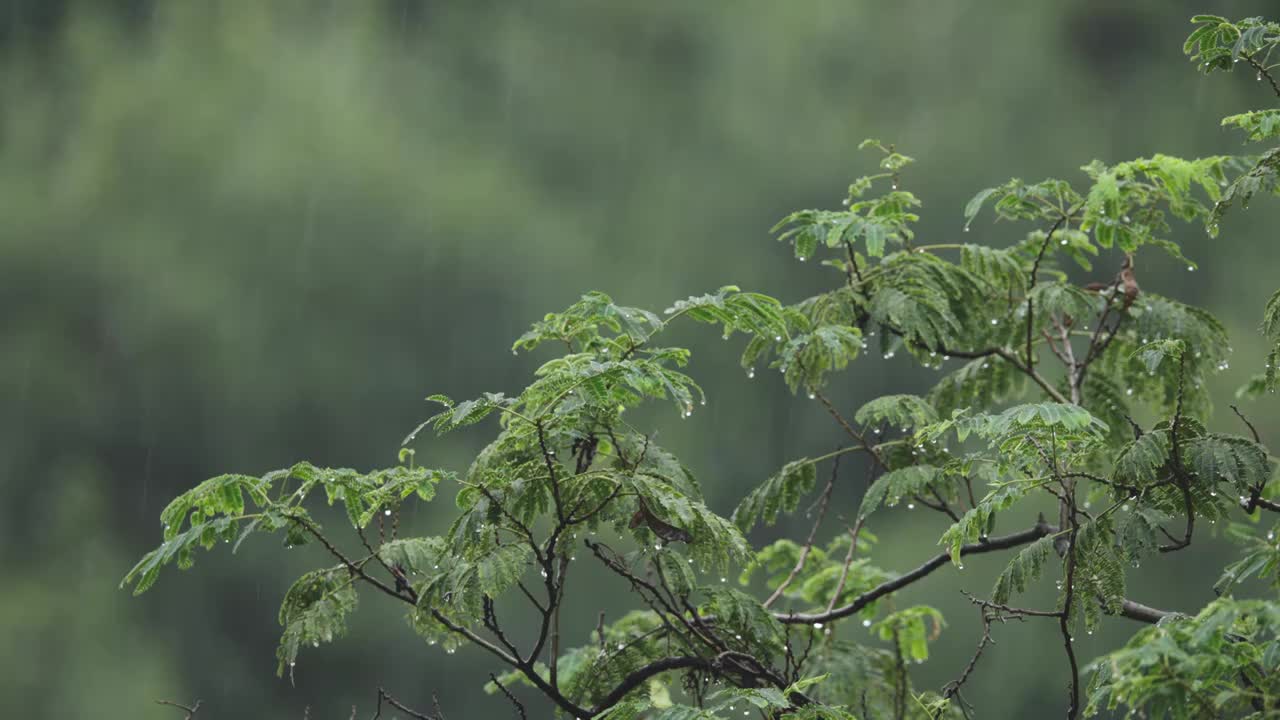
[776,522,1054,625]
[155,699,201,719]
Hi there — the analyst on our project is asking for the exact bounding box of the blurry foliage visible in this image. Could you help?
[5,1,1280,718]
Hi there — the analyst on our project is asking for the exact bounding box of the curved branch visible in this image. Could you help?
[1115,598,1177,625]
[776,522,1054,625]
[589,657,711,716]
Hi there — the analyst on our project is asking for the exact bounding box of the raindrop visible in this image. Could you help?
[813,622,824,629]
[862,619,872,627]
[1187,265,1195,272]
[964,226,971,233]
[720,576,727,583]
[1125,388,1134,396]
[990,318,998,326]
[907,503,915,510]
[1258,71,1264,81]
[747,368,755,379]
[384,509,392,517]
[808,392,816,400]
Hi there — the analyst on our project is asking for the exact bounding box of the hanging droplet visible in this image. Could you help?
[990,318,998,325]
[964,226,971,233]
[813,622,824,629]
[807,392,816,400]
[384,509,392,516]
[862,619,872,627]
[1258,70,1264,81]
[747,367,755,379]
[1187,265,1195,272]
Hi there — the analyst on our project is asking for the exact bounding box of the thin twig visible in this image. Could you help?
[826,520,865,614]
[155,699,201,719]
[372,686,438,720]
[764,455,840,608]
[489,674,529,720]
[1244,53,1280,99]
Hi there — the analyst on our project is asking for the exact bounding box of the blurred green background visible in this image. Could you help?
[4,1,1280,717]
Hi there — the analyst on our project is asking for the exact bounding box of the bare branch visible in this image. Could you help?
[155,699,201,719]
[489,674,529,720]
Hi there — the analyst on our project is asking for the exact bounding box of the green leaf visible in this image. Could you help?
[854,394,938,430]
[992,534,1057,604]
[858,465,942,519]
[276,565,358,675]
[733,458,818,532]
